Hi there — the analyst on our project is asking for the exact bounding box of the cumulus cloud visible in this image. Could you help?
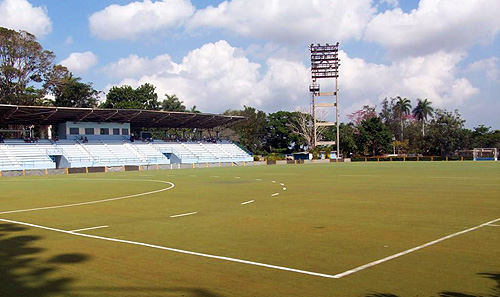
[105,40,309,113]
[188,0,375,43]
[60,52,98,73]
[339,50,479,117]
[365,0,500,57]
[103,41,479,123]
[89,0,195,40]
[466,57,500,82]
[0,0,52,37]
[102,54,178,79]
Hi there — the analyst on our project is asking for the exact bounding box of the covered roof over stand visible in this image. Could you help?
[0,104,244,129]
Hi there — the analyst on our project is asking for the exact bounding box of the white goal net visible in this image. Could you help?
[473,148,498,161]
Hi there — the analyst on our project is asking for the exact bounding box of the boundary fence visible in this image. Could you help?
[0,156,494,178]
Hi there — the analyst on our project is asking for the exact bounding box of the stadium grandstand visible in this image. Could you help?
[0,104,253,172]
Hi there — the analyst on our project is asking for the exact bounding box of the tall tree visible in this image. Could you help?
[224,106,267,154]
[348,105,377,125]
[357,116,393,156]
[393,96,411,141]
[52,74,99,108]
[379,97,398,138]
[339,123,357,157]
[412,98,434,137]
[162,94,186,112]
[0,27,56,105]
[100,83,159,110]
[161,94,200,113]
[289,110,314,149]
[425,109,466,156]
[266,111,301,153]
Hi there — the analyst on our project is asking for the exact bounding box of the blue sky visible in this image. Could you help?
[2,0,499,128]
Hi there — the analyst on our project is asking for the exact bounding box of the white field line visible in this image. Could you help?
[0,179,175,215]
[331,217,500,279]
[241,200,255,205]
[255,179,262,181]
[70,225,108,233]
[0,217,338,279]
[487,224,499,227]
[170,212,197,218]
[427,176,481,179]
[271,193,279,197]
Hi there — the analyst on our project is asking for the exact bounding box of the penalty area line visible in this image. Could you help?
[0,217,338,279]
[331,217,500,279]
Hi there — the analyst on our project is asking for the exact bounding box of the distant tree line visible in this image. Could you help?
[1,27,498,156]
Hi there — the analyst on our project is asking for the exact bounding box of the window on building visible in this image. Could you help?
[122,128,129,135]
[85,128,94,135]
[100,128,109,135]
[69,128,80,135]
[113,128,120,135]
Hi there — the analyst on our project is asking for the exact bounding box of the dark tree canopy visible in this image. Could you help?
[0,27,56,105]
[52,75,100,108]
[162,94,186,112]
[265,111,301,153]
[100,83,159,110]
[224,106,267,154]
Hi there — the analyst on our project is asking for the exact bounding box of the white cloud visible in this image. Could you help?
[102,54,178,79]
[188,0,375,43]
[60,52,98,73]
[103,41,479,123]
[89,0,195,40]
[365,0,500,57]
[0,0,52,37]
[466,57,500,82]
[105,40,309,113]
[339,50,479,117]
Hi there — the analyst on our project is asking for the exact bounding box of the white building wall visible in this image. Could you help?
[59,122,131,140]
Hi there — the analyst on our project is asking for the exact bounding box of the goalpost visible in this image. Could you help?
[473,148,498,161]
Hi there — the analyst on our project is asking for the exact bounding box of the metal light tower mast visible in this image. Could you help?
[309,42,340,159]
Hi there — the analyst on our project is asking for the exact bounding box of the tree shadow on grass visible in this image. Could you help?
[440,273,500,297]
[73,286,227,297]
[0,223,89,297]
[0,223,225,297]
[365,272,500,297]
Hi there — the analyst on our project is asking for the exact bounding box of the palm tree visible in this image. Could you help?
[394,96,411,140]
[412,98,434,137]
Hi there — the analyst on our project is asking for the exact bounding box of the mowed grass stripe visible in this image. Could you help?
[0,162,498,296]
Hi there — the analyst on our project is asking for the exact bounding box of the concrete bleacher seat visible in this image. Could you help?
[0,138,250,171]
[0,141,56,171]
[81,140,139,166]
[129,142,170,164]
[151,141,252,163]
[55,140,95,167]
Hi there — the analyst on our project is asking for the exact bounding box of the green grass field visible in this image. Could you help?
[0,162,499,297]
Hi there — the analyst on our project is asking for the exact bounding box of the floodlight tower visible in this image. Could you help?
[309,42,340,159]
